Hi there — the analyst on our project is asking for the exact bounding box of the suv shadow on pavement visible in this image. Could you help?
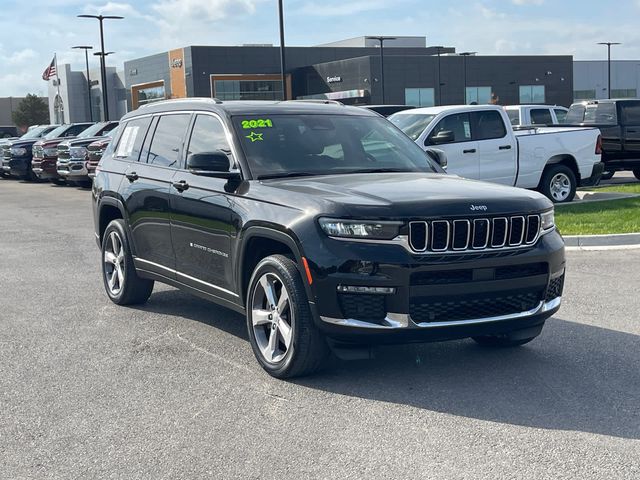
[131,289,639,440]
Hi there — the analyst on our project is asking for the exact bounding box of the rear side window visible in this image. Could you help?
[620,101,640,124]
[554,109,567,123]
[506,109,519,126]
[472,110,507,140]
[530,109,553,125]
[583,103,617,124]
[146,114,191,168]
[114,117,152,161]
[429,113,472,143]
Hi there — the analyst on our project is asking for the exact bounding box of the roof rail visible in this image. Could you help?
[139,97,223,109]
[282,99,344,105]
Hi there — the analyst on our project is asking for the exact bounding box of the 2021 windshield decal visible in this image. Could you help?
[241,119,273,129]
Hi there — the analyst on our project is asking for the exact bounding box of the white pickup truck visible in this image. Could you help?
[504,105,568,127]
[389,105,603,203]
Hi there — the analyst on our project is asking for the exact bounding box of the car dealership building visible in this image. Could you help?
[122,36,574,111]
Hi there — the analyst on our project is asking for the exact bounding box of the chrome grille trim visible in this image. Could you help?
[407,214,541,254]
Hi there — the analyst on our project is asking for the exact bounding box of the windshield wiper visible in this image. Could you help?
[341,168,412,175]
[257,172,324,180]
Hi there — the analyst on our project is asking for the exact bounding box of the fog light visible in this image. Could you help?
[337,285,396,294]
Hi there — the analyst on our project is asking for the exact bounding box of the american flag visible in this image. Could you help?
[42,56,56,81]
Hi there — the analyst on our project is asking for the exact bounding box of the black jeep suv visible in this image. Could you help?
[92,99,565,378]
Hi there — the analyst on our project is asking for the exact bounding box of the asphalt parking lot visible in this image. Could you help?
[1,179,639,479]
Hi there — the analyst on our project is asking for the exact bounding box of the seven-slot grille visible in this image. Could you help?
[409,215,541,253]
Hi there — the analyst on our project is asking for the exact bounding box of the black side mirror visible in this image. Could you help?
[427,130,455,145]
[426,148,447,170]
[187,151,240,180]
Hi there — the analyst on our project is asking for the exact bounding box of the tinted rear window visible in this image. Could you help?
[620,101,640,124]
[530,109,553,125]
[473,110,507,140]
[583,103,617,124]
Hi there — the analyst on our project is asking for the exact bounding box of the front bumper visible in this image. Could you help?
[32,157,59,180]
[8,157,29,177]
[57,158,89,179]
[306,230,565,343]
[580,161,605,187]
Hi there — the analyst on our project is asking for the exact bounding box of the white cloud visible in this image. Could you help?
[152,0,260,22]
[512,0,544,5]
[295,0,390,16]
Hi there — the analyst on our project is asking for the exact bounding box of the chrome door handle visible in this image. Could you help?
[171,180,190,192]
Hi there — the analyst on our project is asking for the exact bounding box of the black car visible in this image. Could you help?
[92,98,565,378]
[4,123,91,180]
[2,125,59,179]
[565,99,640,179]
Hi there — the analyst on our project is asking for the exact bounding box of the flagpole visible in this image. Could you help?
[54,53,63,123]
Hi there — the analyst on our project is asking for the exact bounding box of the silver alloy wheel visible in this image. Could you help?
[549,172,571,201]
[251,272,293,364]
[104,231,125,296]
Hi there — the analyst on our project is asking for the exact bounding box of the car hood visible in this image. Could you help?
[62,135,110,147]
[5,139,39,148]
[34,138,69,148]
[259,172,552,217]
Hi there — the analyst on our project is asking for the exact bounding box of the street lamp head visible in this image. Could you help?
[93,51,115,56]
[459,51,477,56]
[72,45,93,50]
[597,42,622,46]
[77,14,124,20]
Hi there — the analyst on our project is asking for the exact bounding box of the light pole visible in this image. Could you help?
[366,36,397,104]
[93,51,115,120]
[459,52,476,104]
[278,0,287,100]
[433,46,445,105]
[597,42,621,99]
[78,14,123,120]
[73,45,94,122]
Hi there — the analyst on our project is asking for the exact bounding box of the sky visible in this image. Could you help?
[1,0,639,97]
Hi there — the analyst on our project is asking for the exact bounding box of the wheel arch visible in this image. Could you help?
[237,226,310,306]
[98,197,127,243]
[542,154,580,184]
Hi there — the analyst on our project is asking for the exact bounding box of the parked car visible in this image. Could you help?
[504,105,568,127]
[92,98,565,378]
[359,105,416,117]
[87,136,114,179]
[389,105,603,203]
[564,99,640,180]
[0,125,19,138]
[30,123,93,183]
[0,136,20,177]
[55,121,119,186]
[1,125,59,180]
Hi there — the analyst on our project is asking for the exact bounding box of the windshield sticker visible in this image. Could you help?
[246,131,264,142]
[241,119,273,129]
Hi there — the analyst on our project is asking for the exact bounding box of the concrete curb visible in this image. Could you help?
[563,232,640,250]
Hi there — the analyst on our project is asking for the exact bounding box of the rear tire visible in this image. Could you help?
[633,168,640,181]
[539,164,576,203]
[101,219,154,305]
[246,254,329,378]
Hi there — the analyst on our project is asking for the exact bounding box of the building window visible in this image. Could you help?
[137,85,166,106]
[53,94,65,124]
[519,85,545,104]
[611,89,637,98]
[574,89,596,100]
[405,88,435,107]
[214,79,283,101]
[465,86,492,104]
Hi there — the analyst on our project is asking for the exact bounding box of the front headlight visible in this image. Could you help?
[43,147,58,156]
[10,147,27,156]
[70,146,88,158]
[540,209,555,231]
[318,218,402,240]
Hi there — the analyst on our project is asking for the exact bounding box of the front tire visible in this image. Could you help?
[600,170,615,181]
[246,255,329,378]
[540,164,576,203]
[101,219,154,305]
[633,168,640,181]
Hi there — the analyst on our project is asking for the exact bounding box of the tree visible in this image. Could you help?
[12,94,50,128]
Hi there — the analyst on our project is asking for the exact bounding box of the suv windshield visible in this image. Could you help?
[388,113,437,140]
[232,114,442,179]
[20,125,56,139]
[77,122,107,138]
